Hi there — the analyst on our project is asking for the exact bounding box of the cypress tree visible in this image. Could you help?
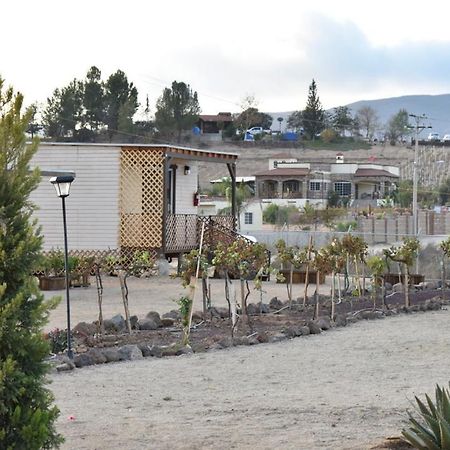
[302,79,325,141]
[0,79,62,448]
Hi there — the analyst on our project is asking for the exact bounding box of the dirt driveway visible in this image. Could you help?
[50,307,450,449]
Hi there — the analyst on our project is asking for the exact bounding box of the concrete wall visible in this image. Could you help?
[30,144,121,251]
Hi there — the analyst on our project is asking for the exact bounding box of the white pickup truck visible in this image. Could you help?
[247,126,271,135]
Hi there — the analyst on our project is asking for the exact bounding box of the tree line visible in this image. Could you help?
[31,68,412,145]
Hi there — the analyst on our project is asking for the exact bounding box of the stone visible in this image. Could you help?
[359,311,378,320]
[130,315,139,330]
[139,319,159,330]
[73,321,97,337]
[156,257,170,276]
[392,283,404,293]
[315,317,331,330]
[146,311,162,327]
[384,282,393,291]
[56,362,74,372]
[246,303,259,315]
[425,299,442,310]
[118,345,143,361]
[147,345,164,358]
[283,326,303,338]
[160,343,181,357]
[101,348,122,362]
[105,314,126,332]
[299,326,310,335]
[259,303,271,314]
[409,304,421,312]
[161,317,175,327]
[138,343,153,357]
[177,345,194,355]
[192,311,203,322]
[86,348,107,364]
[269,297,284,310]
[210,306,229,319]
[73,353,95,368]
[268,332,287,343]
[162,310,181,320]
[257,332,269,343]
[307,321,322,334]
[334,315,347,327]
[217,337,233,348]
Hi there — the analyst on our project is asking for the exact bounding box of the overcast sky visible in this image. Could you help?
[3,0,450,115]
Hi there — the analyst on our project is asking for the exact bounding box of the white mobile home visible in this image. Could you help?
[30,143,238,258]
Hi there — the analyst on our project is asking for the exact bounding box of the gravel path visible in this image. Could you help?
[50,308,450,449]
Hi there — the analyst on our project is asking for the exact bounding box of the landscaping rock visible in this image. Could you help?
[162,310,181,320]
[334,315,347,327]
[118,345,143,361]
[384,282,393,291]
[73,353,95,368]
[86,348,107,364]
[299,326,310,335]
[269,297,284,310]
[392,283,404,293]
[217,337,233,348]
[101,348,122,362]
[307,321,322,334]
[146,311,162,327]
[160,343,181,357]
[210,306,229,319]
[139,319,159,330]
[73,321,97,336]
[161,317,175,327]
[259,303,271,314]
[359,311,379,320]
[283,326,303,338]
[130,315,139,329]
[177,345,194,355]
[56,362,74,372]
[192,311,203,322]
[108,314,126,332]
[246,303,259,315]
[268,332,287,343]
[425,298,442,310]
[257,332,269,343]
[315,317,331,330]
[138,343,153,357]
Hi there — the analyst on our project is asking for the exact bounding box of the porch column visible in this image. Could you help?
[277,179,283,198]
[227,162,237,230]
[162,156,172,254]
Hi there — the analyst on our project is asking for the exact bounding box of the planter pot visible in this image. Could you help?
[70,273,91,288]
[39,276,66,291]
[277,269,326,284]
[383,273,424,285]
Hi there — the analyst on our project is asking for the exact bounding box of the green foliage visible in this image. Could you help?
[438,177,450,206]
[396,180,413,208]
[320,128,338,143]
[333,221,357,232]
[45,328,68,354]
[386,109,410,145]
[402,383,450,449]
[327,190,341,207]
[0,79,62,448]
[302,79,325,140]
[176,296,193,328]
[179,247,211,287]
[384,237,421,268]
[355,106,379,139]
[262,204,299,225]
[331,106,354,136]
[155,80,200,142]
[441,237,450,258]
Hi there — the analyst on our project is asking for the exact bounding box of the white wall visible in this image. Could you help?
[173,159,198,214]
[30,144,121,250]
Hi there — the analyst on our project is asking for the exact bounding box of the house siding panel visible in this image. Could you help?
[174,159,198,215]
[30,145,120,251]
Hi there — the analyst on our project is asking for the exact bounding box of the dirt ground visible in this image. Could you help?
[50,306,450,450]
[43,274,334,332]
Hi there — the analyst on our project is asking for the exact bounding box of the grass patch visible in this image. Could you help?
[302,138,372,151]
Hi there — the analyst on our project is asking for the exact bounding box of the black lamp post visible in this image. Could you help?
[50,175,75,359]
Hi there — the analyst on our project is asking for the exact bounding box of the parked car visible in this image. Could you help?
[427,132,440,141]
[247,126,271,135]
[443,134,450,142]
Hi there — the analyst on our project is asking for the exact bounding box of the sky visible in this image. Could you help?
[3,0,450,115]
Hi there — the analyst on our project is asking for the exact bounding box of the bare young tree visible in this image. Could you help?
[355,106,379,139]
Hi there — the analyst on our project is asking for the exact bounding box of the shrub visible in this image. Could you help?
[402,383,450,449]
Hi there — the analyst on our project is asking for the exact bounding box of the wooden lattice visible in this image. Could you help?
[120,148,164,248]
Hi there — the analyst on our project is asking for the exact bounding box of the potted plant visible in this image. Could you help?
[38,249,66,290]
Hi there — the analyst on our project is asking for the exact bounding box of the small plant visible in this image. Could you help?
[45,328,68,354]
[402,383,450,449]
[177,295,192,328]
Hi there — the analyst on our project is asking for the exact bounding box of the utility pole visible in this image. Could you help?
[407,114,431,236]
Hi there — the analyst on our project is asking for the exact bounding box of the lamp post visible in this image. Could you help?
[50,175,75,359]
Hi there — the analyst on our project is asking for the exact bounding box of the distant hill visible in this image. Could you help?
[268,94,450,136]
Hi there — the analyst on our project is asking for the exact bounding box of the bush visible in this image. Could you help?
[402,383,450,449]
[320,128,338,143]
[262,204,299,225]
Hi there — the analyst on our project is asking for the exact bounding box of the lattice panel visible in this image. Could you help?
[120,148,164,248]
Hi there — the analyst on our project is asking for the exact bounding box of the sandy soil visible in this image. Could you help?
[50,307,450,449]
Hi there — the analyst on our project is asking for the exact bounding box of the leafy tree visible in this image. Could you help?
[155,80,200,142]
[42,79,83,138]
[331,106,353,136]
[0,79,62,448]
[386,109,410,144]
[287,110,303,132]
[104,69,138,138]
[355,106,379,139]
[302,79,325,140]
[83,66,105,132]
[439,177,450,205]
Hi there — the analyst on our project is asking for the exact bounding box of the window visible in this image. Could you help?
[334,181,351,196]
[244,212,253,225]
[309,181,321,191]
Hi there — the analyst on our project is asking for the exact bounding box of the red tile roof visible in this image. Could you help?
[254,168,310,177]
[355,168,398,177]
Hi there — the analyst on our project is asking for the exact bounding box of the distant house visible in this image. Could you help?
[30,142,239,260]
[196,112,233,141]
[254,153,399,208]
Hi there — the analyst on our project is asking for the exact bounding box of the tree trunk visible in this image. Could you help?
[288,265,293,308]
[303,236,313,306]
[314,271,320,319]
[118,270,132,334]
[404,264,410,308]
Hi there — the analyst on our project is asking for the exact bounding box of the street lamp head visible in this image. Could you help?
[50,175,74,198]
